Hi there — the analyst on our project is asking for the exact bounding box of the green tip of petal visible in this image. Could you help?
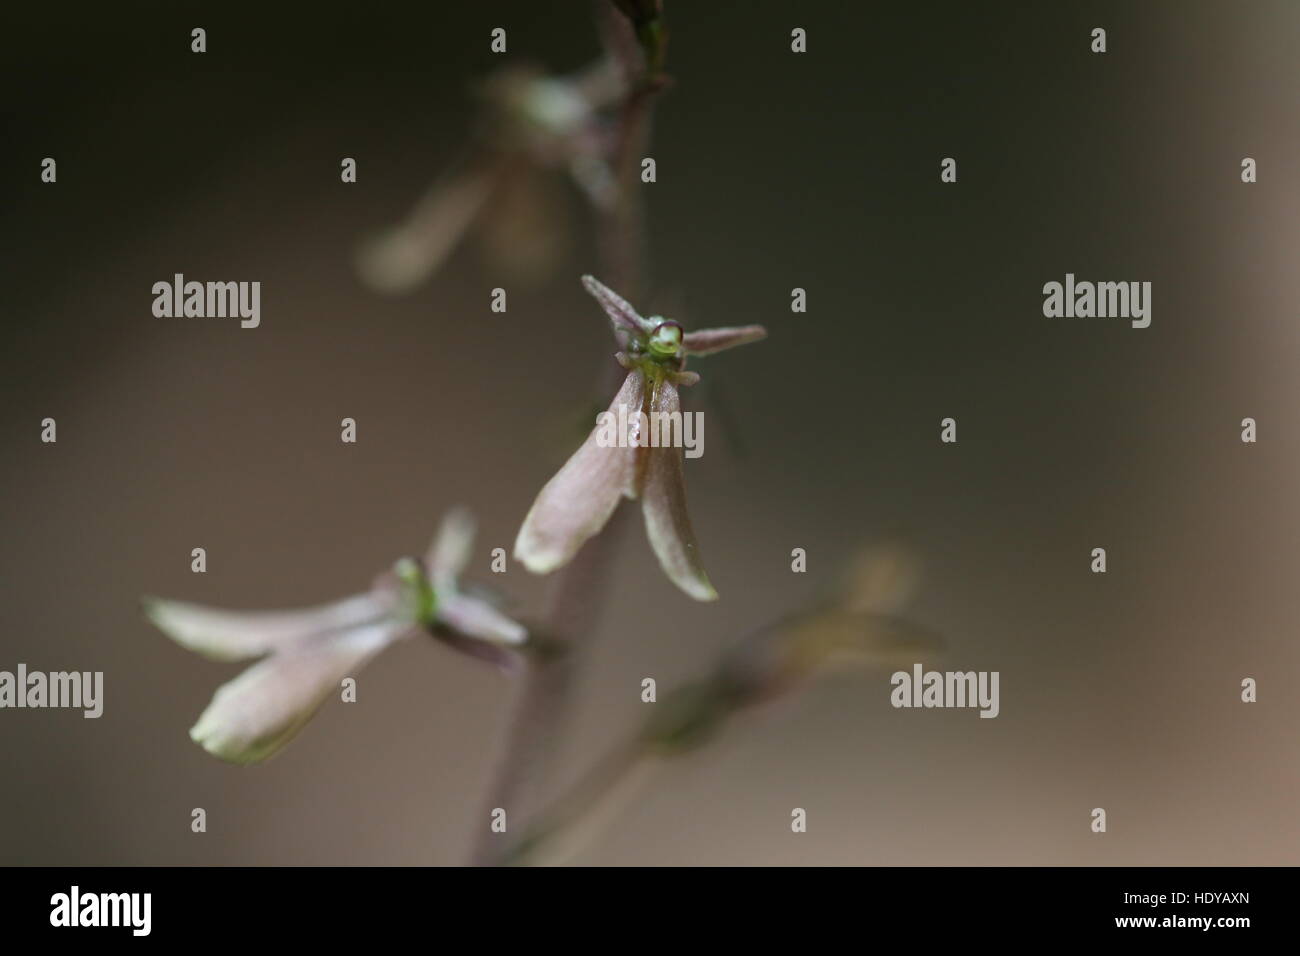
[140,595,165,623]
[514,544,563,575]
[680,573,719,602]
[188,720,279,766]
[393,557,420,584]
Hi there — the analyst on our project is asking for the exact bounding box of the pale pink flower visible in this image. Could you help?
[145,509,524,764]
[514,275,766,600]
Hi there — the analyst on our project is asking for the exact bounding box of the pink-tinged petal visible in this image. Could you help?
[639,379,718,601]
[581,274,655,339]
[356,160,499,295]
[189,621,409,764]
[439,631,526,674]
[682,324,767,356]
[437,591,527,646]
[515,370,644,574]
[425,507,476,590]
[144,592,390,663]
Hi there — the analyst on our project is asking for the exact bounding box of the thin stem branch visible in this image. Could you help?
[470,503,631,865]
[469,7,667,866]
[506,736,658,866]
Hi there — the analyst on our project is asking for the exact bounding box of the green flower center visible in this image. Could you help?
[394,557,438,627]
[647,320,683,357]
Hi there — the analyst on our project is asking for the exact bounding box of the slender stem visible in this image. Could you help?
[469,10,666,866]
[469,503,631,865]
[506,736,658,866]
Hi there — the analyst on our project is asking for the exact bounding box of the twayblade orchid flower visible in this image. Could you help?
[646,544,940,751]
[508,546,941,864]
[144,509,525,765]
[514,275,766,601]
[356,61,626,294]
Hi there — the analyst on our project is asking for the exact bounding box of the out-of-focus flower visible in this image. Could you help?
[514,275,766,601]
[356,61,626,294]
[508,545,940,863]
[645,544,938,751]
[144,509,525,765]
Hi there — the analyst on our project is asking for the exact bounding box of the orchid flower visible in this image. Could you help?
[646,544,940,750]
[356,61,627,294]
[514,275,766,601]
[144,509,525,765]
[508,545,941,864]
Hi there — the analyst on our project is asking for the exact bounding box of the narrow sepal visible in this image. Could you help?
[144,593,389,663]
[681,324,767,356]
[437,591,528,646]
[426,506,476,591]
[581,274,654,338]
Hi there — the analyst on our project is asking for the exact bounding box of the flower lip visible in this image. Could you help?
[648,320,683,357]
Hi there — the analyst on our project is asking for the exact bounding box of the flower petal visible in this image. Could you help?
[681,324,767,356]
[356,160,499,295]
[144,592,390,662]
[425,506,476,591]
[439,631,527,674]
[639,379,718,601]
[437,591,527,645]
[515,370,643,574]
[189,621,407,764]
[581,274,655,339]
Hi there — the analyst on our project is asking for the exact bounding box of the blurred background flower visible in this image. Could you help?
[508,544,941,863]
[355,61,626,294]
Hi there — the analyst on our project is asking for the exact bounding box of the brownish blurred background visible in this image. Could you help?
[1,1,1297,864]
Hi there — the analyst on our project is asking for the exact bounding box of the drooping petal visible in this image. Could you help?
[437,590,527,646]
[356,159,500,295]
[581,275,655,339]
[639,379,717,601]
[189,621,408,764]
[426,506,477,591]
[515,370,644,574]
[144,592,390,663]
[681,324,767,356]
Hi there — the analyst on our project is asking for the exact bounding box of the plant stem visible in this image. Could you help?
[506,736,659,866]
[469,9,665,866]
